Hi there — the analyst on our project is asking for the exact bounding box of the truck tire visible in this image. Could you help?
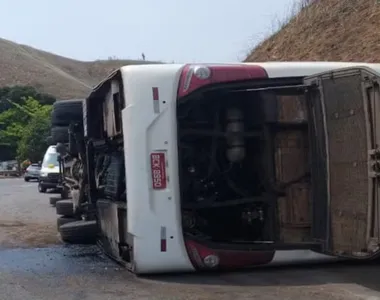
[59,220,97,244]
[51,126,69,144]
[57,216,77,229]
[49,196,61,206]
[51,99,84,126]
[56,200,74,217]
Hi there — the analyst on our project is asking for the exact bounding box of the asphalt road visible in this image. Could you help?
[2,177,380,299]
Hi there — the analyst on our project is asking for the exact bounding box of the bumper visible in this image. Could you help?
[39,175,60,188]
[24,175,39,180]
[39,181,59,188]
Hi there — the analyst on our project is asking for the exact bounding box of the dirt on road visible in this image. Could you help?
[0,221,58,248]
[0,178,60,248]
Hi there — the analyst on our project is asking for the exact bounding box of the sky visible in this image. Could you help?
[0,0,296,63]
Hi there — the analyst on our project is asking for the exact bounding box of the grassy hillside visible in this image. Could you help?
[245,0,379,63]
[0,38,158,98]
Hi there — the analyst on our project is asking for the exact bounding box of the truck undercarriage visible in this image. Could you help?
[50,75,131,264]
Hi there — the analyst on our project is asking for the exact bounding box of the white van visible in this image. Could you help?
[38,145,60,193]
[57,62,380,274]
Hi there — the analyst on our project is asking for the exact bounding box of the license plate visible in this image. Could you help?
[150,152,167,189]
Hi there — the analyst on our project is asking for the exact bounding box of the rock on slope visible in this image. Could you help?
[0,38,157,98]
[246,0,380,62]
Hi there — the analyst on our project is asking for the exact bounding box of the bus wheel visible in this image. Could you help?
[59,220,97,244]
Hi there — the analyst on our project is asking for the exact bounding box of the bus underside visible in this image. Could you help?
[177,70,380,262]
[177,80,316,251]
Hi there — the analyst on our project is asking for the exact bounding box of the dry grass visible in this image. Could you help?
[245,0,380,62]
[0,38,158,99]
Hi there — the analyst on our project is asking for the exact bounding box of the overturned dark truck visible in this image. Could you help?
[48,99,84,198]
[49,98,99,243]
[49,63,380,274]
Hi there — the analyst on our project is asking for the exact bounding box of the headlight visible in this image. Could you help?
[40,172,48,177]
[193,65,211,80]
[203,254,219,268]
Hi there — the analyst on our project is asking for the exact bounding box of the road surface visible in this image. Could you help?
[2,177,380,299]
[0,177,58,248]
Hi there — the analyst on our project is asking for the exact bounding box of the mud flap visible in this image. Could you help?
[304,67,380,258]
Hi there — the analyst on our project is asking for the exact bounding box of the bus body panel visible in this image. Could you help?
[254,61,380,78]
[121,64,195,273]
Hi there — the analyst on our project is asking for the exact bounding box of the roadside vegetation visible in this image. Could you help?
[0,86,55,163]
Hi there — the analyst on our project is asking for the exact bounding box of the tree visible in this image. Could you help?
[0,104,26,160]
[0,86,56,161]
[0,86,55,114]
[0,97,52,162]
[17,100,52,162]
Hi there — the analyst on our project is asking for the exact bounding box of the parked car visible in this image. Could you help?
[38,146,60,193]
[24,163,41,181]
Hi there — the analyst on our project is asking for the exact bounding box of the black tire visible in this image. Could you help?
[57,216,77,229]
[56,199,74,217]
[49,196,61,206]
[38,182,46,193]
[24,177,29,182]
[59,220,97,244]
[51,100,84,127]
[51,126,69,144]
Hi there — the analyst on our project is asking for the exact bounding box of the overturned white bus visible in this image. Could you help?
[50,62,380,274]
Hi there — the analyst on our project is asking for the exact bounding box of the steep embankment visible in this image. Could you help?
[246,0,380,62]
[0,38,157,98]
